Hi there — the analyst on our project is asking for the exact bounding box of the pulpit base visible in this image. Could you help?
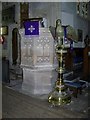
[22,67,56,95]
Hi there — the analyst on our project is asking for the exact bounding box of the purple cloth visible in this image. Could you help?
[24,21,39,35]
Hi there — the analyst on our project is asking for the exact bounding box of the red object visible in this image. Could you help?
[0,35,5,44]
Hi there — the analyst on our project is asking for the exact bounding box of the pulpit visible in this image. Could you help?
[19,28,56,94]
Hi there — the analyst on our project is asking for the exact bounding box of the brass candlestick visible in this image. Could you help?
[48,19,71,106]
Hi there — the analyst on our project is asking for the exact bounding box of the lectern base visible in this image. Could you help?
[48,84,71,106]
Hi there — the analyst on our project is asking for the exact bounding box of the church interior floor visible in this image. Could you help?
[2,83,89,118]
[2,69,89,118]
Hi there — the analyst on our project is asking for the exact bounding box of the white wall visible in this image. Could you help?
[61,12,74,27]
[61,2,89,48]
[29,2,61,27]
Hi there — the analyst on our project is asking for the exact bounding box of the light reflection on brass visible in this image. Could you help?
[0,27,2,35]
[0,26,8,35]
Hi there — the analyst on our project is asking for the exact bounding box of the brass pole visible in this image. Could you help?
[48,19,71,106]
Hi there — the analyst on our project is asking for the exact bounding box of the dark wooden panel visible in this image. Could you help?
[12,28,18,65]
[65,49,73,71]
[20,3,29,28]
[83,46,90,80]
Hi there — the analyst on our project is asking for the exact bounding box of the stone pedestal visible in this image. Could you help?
[22,67,55,94]
[19,28,55,95]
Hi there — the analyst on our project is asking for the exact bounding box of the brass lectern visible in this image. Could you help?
[48,19,71,106]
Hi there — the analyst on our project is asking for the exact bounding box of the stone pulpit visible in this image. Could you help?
[19,27,55,94]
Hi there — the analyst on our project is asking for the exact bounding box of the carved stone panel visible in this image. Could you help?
[19,28,54,68]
